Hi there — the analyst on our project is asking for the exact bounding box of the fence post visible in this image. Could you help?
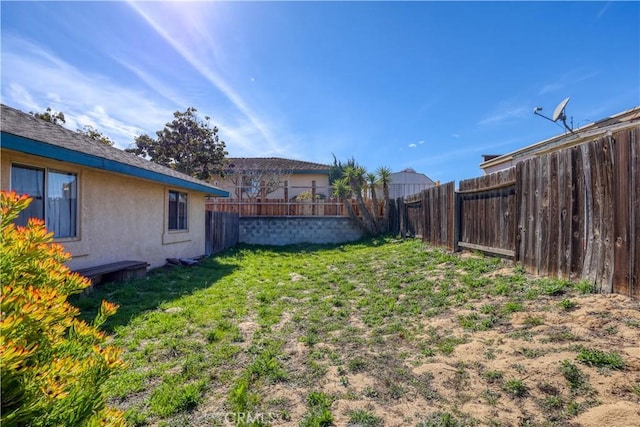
[453,190,461,252]
[398,197,406,237]
[237,182,242,216]
[312,180,317,216]
[284,180,289,216]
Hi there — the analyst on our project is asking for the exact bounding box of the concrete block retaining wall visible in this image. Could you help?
[239,216,363,246]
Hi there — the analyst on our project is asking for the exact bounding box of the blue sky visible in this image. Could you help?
[2,1,638,184]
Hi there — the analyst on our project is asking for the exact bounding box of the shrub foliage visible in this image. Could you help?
[0,191,126,426]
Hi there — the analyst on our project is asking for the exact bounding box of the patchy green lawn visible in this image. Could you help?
[73,237,640,426]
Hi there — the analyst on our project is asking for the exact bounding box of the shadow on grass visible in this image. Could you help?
[69,256,238,333]
[71,236,396,333]
[232,234,396,255]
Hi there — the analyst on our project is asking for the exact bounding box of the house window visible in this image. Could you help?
[168,190,188,230]
[11,164,78,238]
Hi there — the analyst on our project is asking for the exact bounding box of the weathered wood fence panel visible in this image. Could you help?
[396,126,638,299]
[423,182,455,249]
[458,168,516,257]
[403,193,424,238]
[516,129,638,298]
[396,182,455,249]
[205,211,239,255]
[207,198,366,217]
[609,128,639,299]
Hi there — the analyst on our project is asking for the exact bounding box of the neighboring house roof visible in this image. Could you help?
[1,104,228,196]
[226,157,331,174]
[390,169,436,185]
[480,105,640,172]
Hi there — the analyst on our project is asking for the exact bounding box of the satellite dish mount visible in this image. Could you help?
[533,97,575,134]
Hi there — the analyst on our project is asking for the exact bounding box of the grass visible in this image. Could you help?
[576,348,625,370]
[503,378,529,398]
[301,391,334,427]
[346,409,383,426]
[72,237,638,426]
[559,360,590,393]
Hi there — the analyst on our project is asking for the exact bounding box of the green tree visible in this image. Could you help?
[77,125,114,146]
[30,107,66,125]
[31,108,115,146]
[0,191,125,426]
[344,164,378,235]
[329,154,344,186]
[126,107,228,180]
[332,178,355,218]
[376,166,393,231]
[365,172,380,224]
[332,159,393,236]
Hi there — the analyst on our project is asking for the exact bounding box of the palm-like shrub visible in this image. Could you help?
[0,191,126,426]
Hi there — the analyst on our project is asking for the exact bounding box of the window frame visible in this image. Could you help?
[167,189,189,232]
[10,163,79,240]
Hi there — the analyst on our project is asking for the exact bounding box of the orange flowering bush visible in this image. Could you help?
[0,191,126,426]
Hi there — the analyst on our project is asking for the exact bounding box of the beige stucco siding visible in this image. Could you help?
[215,173,330,199]
[1,150,208,270]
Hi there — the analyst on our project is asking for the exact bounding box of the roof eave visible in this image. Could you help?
[2,132,229,197]
[480,118,640,170]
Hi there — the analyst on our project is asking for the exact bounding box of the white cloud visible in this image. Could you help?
[597,2,612,19]
[1,36,172,148]
[479,105,528,126]
[407,137,521,169]
[6,83,38,111]
[110,55,191,108]
[1,32,287,157]
[408,143,417,148]
[538,83,563,95]
[538,70,598,96]
[127,2,281,155]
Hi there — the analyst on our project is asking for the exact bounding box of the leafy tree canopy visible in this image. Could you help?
[30,107,114,146]
[30,107,66,125]
[77,124,114,146]
[331,157,393,236]
[329,154,357,185]
[126,107,228,180]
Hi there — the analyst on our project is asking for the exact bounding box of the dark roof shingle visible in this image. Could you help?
[226,157,330,173]
[1,104,228,196]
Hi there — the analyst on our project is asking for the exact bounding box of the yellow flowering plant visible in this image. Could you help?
[0,191,126,426]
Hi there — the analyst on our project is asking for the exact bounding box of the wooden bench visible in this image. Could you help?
[74,260,149,286]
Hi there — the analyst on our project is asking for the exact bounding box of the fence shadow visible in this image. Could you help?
[70,257,238,333]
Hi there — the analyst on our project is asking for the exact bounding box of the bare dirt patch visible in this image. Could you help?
[259,278,640,426]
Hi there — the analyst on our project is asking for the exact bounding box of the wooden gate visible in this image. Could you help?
[205,211,239,255]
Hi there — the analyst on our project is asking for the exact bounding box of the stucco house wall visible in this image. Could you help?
[1,150,209,269]
[216,173,330,200]
[213,157,331,200]
[1,104,228,271]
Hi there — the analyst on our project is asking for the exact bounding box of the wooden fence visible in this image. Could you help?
[205,211,239,255]
[397,182,455,249]
[394,126,638,299]
[207,198,341,216]
[457,168,517,257]
[206,197,384,218]
[516,128,638,296]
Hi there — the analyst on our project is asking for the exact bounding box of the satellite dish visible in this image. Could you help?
[533,97,575,134]
[552,97,570,122]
